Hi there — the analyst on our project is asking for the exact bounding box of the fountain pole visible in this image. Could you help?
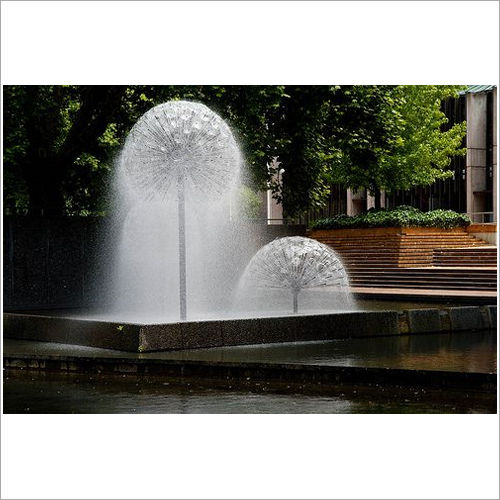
[292,288,299,314]
[177,175,187,321]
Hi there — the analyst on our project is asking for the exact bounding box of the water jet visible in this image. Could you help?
[119,101,241,321]
[237,236,354,315]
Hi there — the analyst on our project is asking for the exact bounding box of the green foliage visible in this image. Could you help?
[235,186,262,219]
[270,85,467,216]
[311,206,471,230]
[321,85,467,199]
[3,85,467,217]
[3,85,126,215]
[3,85,286,215]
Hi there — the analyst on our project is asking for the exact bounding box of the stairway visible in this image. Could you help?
[310,228,497,292]
[349,267,496,291]
[433,246,497,267]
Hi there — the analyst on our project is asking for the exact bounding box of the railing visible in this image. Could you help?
[466,212,496,223]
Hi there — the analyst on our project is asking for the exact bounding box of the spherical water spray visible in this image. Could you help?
[241,236,351,314]
[120,101,241,320]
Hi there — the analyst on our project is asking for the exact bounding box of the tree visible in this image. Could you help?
[3,85,127,215]
[322,85,467,209]
[3,85,467,217]
[3,85,286,215]
[270,85,337,216]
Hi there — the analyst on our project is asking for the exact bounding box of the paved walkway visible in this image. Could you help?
[352,287,497,300]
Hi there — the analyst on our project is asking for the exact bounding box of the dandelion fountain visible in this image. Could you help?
[118,101,241,321]
[239,236,353,314]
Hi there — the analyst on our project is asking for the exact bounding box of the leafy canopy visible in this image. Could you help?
[319,85,466,199]
[3,85,466,216]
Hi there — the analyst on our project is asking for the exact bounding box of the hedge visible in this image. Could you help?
[311,206,471,230]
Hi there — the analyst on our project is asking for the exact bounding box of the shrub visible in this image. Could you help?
[311,207,471,230]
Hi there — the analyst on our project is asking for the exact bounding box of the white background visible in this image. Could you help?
[1,1,499,499]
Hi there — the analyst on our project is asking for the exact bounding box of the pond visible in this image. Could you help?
[3,331,496,414]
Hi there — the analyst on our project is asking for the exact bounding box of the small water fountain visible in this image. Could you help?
[237,236,354,315]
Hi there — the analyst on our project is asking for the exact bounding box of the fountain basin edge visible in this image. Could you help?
[4,306,495,353]
[4,311,400,352]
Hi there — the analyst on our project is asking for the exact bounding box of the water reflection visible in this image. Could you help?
[3,370,495,414]
[4,331,497,414]
[4,331,497,374]
[140,331,497,374]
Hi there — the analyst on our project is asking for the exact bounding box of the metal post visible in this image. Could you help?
[177,176,187,321]
[292,288,299,314]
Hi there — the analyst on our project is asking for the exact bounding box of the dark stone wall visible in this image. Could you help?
[3,217,113,311]
[3,216,306,311]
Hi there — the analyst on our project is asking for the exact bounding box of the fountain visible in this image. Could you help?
[237,236,354,315]
[116,101,241,321]
[8,99,407,354]
[111,99,356,324]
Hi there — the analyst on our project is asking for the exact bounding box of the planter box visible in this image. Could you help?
[309,226,492,269]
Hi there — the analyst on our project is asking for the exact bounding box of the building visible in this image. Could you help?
[267,85,497,225]
[385,85,497,223]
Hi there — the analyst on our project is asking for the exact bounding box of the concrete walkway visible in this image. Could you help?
[352,287,497,301]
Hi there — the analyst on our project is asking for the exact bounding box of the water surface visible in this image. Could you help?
[3,370,495,414]
[3,331,496,414]
[5,331,495,374]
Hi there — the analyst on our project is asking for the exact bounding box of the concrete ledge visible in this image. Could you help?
[483,305,497,329]
[4,353,496,393]
[353,288,496,304]
[398,305,496,334]
[406,309,442,334]
[4,306,494,352]
[447,307,488,332]
[3,313,141,351]
[4,311,399,353]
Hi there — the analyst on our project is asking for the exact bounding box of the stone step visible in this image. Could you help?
[321,236,475,240]
[349,282,495,290]
[433,264,497,268]
[433,252,497,257]
[350,282,496,288]
[345,260,433,264]
[349,275,496,282]
[313,232,495,292]
[348,275,496,283]
[324,243,487,249]
[433,247,497,251]
[348,270,497,277]
[433,259,497,265]
[434,256,497,259]
[349,279,496,286]
[433,253,497,256]
[345,260,494,266]
[341,255,434,259]
[321,239,480,245]
[339,251,443,256]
